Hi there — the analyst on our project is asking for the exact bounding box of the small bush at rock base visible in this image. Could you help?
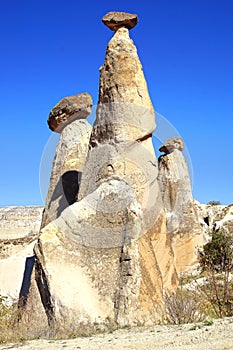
[197,229,233,318]
[164,286,206,325]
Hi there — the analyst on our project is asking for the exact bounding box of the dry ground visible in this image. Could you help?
[1,318,233,350]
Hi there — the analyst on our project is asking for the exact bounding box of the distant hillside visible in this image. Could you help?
[0,206,43,240]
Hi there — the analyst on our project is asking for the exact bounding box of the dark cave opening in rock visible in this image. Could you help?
[62,170,81,206]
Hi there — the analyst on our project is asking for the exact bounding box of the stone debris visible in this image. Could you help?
[3,318,233,350]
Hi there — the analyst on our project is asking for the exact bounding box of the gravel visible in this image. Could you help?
[1,318,233,350]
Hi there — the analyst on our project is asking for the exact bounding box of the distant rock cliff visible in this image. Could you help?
[195,201,233,241]
[0,206,43,300]
[0,206,43,242]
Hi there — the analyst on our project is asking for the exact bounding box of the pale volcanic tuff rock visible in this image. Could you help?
[41,94,92,229]
[0,206,43,241]
[47,93,92,133]
[195,201,233,241]
[34,180,144,327]
[80,18,177,317]
[0,206,43,302]
[91,26,156,146]
[159,136,184,153]
[27,96,92,325]
[158,137,203,273]
[102,11,138,31]
[31,13,178,328]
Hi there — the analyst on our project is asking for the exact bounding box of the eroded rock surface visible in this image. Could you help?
[48,93,92,133]
[195,201,233,240]
[32,14,178,328]
[102,11,138,31]
[159,136,184,153]
[158,137,203,273]
[0,206,43,302]
[0,206,43,241]
[41,95,92,229]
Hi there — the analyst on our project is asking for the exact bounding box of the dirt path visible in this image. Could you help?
[1,318,233,350]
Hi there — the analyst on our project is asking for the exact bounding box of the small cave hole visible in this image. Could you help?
[62,170,81,205]
[204,216,209,226]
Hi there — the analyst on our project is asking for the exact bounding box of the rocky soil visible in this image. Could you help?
[1,318,233,350]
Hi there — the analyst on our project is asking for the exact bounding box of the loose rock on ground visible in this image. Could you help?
[1,318,233,350]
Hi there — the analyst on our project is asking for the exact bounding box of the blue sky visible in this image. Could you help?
[0,0,232,206]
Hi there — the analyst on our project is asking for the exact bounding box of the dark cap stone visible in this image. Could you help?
[102,11,138,31]
[48,93,92,133]
[159,137,184,154]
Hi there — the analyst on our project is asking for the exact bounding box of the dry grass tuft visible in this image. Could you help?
[0,295,117,344]
[163,287,206,325]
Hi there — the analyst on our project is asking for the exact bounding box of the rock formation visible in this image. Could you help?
[0,206,43,241]
[102,11,138,31]
[0,206,43,302]
[41,93,92,228]
[3,9,231,334]
[47,93,92,133]
[195,201,233,240]
[158,137,203,273]
[30,12,178,329]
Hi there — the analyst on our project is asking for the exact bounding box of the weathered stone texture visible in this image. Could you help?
[102,12,138,31]
[0,206,43,240]
[91,27,155,146]
[35,179,142,325]
[159,136,184,154]
[41,119,92,229]
[48,93,92,133]
[195,201,233,240]
[32,18,178,328]
[158,138,203,273]
[0,206,43,302]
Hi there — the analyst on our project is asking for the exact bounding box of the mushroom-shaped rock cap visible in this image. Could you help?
[48,93,92,133]
[159,136,184,154]
[102,11,138,31]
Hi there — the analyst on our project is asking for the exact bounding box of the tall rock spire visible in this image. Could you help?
[158,137,203,273]
[27,12,178,330]
[91,22,155,146]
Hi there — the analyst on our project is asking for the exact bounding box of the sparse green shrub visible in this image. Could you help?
[197,229,233,318]
[203,319,214,326]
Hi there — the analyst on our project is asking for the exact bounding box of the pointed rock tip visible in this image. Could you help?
[102,11,138,31]
[159,137,184,154]
[48,93,92,133]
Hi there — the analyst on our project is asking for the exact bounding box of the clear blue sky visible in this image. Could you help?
[0,0,232,206]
